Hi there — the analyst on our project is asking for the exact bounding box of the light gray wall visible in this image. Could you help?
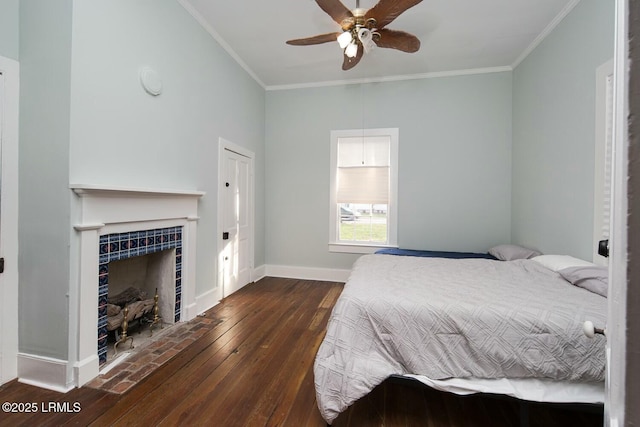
[266,72,513,270]
[511,0,615,260]
[0,0,19,60]
[18,0,265,361]
[68,0,266,297]
[19,0,73,359]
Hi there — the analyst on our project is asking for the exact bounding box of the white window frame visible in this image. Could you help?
[329,128,398,254]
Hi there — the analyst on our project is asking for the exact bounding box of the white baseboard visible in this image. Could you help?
[264,264,350,283]
[252,264,266,282]
[74,354,99,387]
[195,288,219,315]
[17,353,74,393]
[183,301,199,321]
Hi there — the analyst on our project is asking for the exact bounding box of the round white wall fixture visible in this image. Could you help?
[139,67,163,96]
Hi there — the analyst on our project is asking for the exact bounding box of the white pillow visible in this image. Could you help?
[530,254,596,272]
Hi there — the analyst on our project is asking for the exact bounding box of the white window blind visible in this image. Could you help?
[336,136,390,204]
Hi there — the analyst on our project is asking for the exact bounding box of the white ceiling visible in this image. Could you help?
[179,0,578,89]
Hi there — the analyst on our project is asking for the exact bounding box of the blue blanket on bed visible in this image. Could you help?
[375,248,497,260]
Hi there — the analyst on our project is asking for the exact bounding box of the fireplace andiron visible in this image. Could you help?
[114,305,134,355]
[149,288,163,336]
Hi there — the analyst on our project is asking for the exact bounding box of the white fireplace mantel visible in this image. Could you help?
[71,184,205,228]
[61,185,203,390]
[71,183,206,197]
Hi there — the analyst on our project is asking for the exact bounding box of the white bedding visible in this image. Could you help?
[313,254,607,424]
[406,375,604,403]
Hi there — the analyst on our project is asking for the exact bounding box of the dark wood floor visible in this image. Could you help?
[0,277,603,426]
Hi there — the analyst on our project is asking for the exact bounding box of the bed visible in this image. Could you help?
[313,251,607,424]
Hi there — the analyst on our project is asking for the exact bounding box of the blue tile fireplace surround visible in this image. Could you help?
[97,227,183,365]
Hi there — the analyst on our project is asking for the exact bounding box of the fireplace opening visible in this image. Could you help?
[108,250,176,326]
[98,227,183,366]
[104,250,176,359]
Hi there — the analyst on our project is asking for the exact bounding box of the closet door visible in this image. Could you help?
[221,147,252,297]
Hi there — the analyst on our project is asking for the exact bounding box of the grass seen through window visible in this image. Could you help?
[339,221,387,242]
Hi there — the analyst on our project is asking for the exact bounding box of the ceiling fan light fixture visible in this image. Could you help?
[337,31,353,49]
[357,28,372,43]
[345,41,359,58]
[357,27,377,53]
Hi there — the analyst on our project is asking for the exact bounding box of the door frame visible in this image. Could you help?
[606,0,629,424]
[216,137,255,300]
[0,55,20,385]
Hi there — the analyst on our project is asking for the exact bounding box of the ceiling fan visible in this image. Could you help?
[286,0,423,71]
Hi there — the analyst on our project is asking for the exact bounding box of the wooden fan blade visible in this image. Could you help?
[287,32,341,46]
[365,0,423,29]
[374,29,420,53]
[342,44,363,70]
[316,0,353,28]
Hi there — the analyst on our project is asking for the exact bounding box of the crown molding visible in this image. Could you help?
[265,66,513,91]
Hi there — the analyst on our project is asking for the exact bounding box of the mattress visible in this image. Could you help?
[313,254,607,424]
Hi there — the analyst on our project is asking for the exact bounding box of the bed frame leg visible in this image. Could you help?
[519,401,530,427]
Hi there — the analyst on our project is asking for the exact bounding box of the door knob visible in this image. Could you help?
[583,321,606,338]
[598,239,609,258]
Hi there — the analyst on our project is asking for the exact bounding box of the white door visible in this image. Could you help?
[0,56,20,386]
[221,146,253,297]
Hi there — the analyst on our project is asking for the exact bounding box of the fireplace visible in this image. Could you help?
[68,185,204,388]
[98,227,183,364]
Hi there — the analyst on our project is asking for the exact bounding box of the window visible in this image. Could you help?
[329,128,398,253]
